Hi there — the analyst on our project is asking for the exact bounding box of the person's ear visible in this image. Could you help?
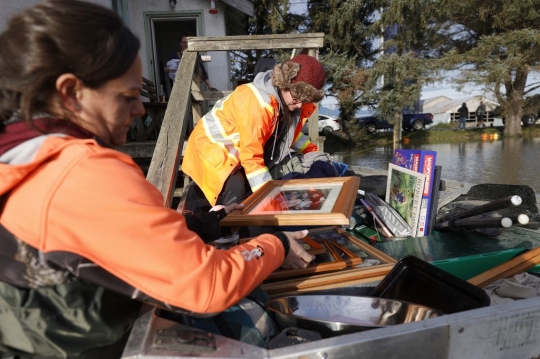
[56,74,84,113]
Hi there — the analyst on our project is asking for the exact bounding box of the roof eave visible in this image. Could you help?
[221,0,254,17]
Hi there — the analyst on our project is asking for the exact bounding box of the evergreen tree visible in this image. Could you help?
[378,0,540,136]
[230,0,307,81]
[306,0,380,137]
[303,0,438,143]
[364,51,432,144]
[363,1,438,144]
[242,0,540,140]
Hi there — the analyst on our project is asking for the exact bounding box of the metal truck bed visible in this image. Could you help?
[121,295,540,358]
[121,171,540,358]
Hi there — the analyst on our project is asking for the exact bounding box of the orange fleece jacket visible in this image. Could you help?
[0,136,284,314]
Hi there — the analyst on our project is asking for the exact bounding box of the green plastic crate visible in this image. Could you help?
[430,248,527,280]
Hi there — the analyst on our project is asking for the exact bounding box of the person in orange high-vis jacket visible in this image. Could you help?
[0,1,315,357]
[183,55,326,207]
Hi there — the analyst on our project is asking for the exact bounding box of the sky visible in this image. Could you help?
[320,83,483,112]
[320,75,540,111]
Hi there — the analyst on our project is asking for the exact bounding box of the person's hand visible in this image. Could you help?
[210,203,244,215]
[209,87,218,91]
[281,230,316,269]
[210,204,243,235]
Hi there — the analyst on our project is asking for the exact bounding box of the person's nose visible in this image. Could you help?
[133,99,146,118]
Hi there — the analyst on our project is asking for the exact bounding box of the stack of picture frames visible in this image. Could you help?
[219,176,396,297]
[260,227,397,297]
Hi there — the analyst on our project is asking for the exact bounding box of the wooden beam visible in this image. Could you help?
[191,64,204,127]
[115,141,156,158]
[187,33,324,52]
[142,83,156,94]
[142,77,155,87]
[140,90,157,101]
[146,51,197,207]
[191,90,233,102]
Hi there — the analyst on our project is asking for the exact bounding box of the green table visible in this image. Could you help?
[369,227,540,280]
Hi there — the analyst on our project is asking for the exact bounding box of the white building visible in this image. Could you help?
[419,96,500,128]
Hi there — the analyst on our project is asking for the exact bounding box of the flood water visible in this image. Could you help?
[326,137,540,193]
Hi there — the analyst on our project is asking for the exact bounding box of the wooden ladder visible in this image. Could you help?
[145,33,325,207]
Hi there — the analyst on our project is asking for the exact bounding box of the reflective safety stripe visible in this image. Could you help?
[246,83,274,113]
[292,132,311,153]
[201,95,240,162]
[201,85,275,163]
[246,167,272,191]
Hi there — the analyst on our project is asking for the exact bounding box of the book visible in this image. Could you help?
[427,165,442,235]
[393,149,437,237]
[385,163,426,236]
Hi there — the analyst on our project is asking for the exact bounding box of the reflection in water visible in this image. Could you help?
[327,138,540,192]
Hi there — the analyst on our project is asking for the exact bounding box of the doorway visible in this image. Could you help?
[146,13,202,98]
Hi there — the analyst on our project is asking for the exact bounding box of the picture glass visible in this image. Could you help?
[309,229,376,261]
[247,183,342,215]
[311,249,338,265]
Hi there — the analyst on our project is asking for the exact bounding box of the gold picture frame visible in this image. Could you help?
[220,177,360,226]
[261,226,397,296]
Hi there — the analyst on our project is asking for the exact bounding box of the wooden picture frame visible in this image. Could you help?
[266,241,346,280]
[240,233,343,281]
[312,227,397,264]
[299,235,326,255]
[220,177,360,226]
[262,226,398,296]
[305,227,396,267]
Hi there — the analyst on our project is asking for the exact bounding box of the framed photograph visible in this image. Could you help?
[308,227,397,264]
[220,177,360,226]
[264,227,397,282]
[261,227,398,296]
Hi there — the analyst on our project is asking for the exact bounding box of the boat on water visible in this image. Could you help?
[120,166,540,359]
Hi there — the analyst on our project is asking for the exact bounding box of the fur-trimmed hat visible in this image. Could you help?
[272,55,325,103]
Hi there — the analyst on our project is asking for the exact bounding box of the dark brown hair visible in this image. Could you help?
[179,33,191,41]
[0,0,140,131]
